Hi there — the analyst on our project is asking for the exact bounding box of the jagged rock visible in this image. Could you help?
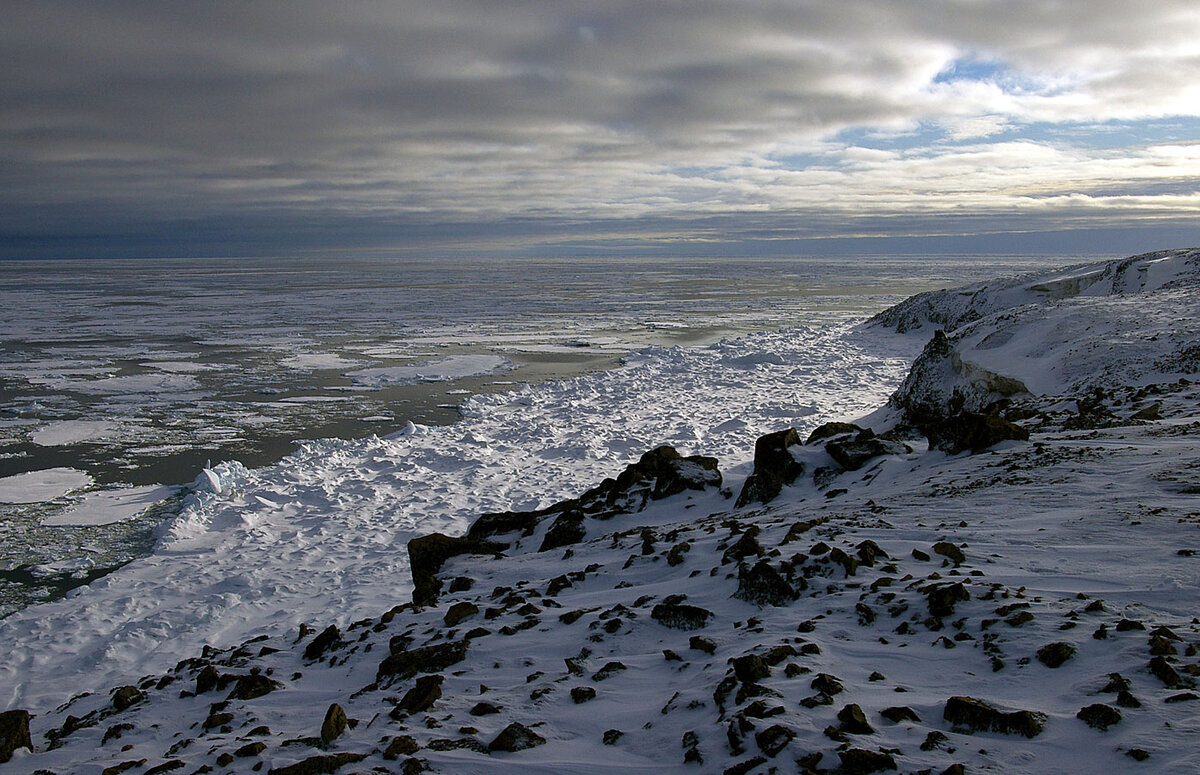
[1149,633,1178,656]
[304,625,342,661]
[837,748,898,774]
[204,712,234,730]
[111,686,144,712]
[733,560,799,607]
[690,635,717,654]
[394,675,444,716]
[722,527,764,563]
[571,686,597,703]
[1036,642,1076,668]
[539,511,587,552]
[407,534,506,605]
[443,602,480,627]
[196,665,221,694]
[724,755,768,775]
[927,582,971,618]
[227,674,281,701]
[102,722,135,745]
[880,706,921,723]
[383,735,419,760]
[736,429,804,507]
[1149,656,1182,687]
[932,541,966,564]
[754,724,794,757]
[928,411,1029,454]
[837,704,874,734]
[826,429,908,471]
[806,422,862,444]
[320,703,348,746]
[856,540,887,566]
[651,602,714,630]
[593,661,627,681]
[1116,690,1142,708]
[103,760,148,775]
[377,640,469,682]
[943,696,1046,738]
[267,752,368,775]
[236,741,267,757]
[920,730,949,751]
[1077,704,1122,730]
[1126,749,1151,762]
[144,760,186,775]
[811,674,844,696]
[603,729,623,745]
[470,701,502,716]
[731,654,771,683]
[487,722,546,753]
[0,709,32,763]
[828,547,859,576]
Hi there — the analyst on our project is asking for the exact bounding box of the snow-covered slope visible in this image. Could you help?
[2,250,1199,775]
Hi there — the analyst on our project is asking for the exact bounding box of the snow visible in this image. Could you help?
[0,249,1198,775]
[40,484,181,527]
[347,354,517,387]
[0,468,92,504]
[28,419,117,446]
[279,353,364,371]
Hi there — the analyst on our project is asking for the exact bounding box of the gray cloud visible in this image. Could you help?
[2,0,1199,256]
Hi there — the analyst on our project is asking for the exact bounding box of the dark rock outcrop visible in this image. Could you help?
[227,674,282,701]
[0,709,32,763]
[394,675,444,716]
[736,429,804,507]
[1077,704,1122,730]
[378,641,469,682]
[407,534,506,606]
[651,602,714,630]
[320,703,347,746]
[487,722,546,753]
[267,752,367,775]
[303,625,343,661]
[733,561,799,607]
[927,411,1029,454]
[825,429,908,471]
[927,582,970,618]
[943,696,1046,738]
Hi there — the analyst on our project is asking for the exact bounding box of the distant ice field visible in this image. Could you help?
[0,254,1077,617]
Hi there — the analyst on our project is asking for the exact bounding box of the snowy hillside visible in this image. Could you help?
[2,249,1200,775]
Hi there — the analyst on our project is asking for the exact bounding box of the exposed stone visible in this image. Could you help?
[690,635,718,654]
[733,560,799,607]
[880,706,921,723]
[487,722,546,753]
[235,741,267,757]
[722,527,764,564]
[407,533,506,605]
[320,703,348,746]
[383,735,419,760]
[1077,704,1122,730]
[943,696,1046,738]
[736,429,804,507]
[267,752,368,775]
[603,729,623,745]
[195,665,221,694]
[754,724,794,757]
[927,582,970,618]
[932,542,966,565]
[469,701,502,716]
[811,674,844,696]
[394,675,444,716]
[651,602,714,630]
[0,709,32,763]
[837,748,898,774]
[571,686,597,703]
[227,674,282,701]
[806,422,862,444]
[539,511,587,552]
[1036,642,1076,668]
[111,686,144,712]
[203,712,234,730]
[837,703,874,734]
[377,640,469,682]
[103,760,148,775]
[826,429,908,471]
[928,411,1029,454]
[723,756,768,775]
[731,654,771,683]
[303,625,342,661]
[443,602,480,628]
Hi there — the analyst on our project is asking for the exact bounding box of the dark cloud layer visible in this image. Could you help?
[3,1,1199,257]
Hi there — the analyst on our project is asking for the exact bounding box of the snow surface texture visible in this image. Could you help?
[0,468,92,504]
[2,249,1199,774]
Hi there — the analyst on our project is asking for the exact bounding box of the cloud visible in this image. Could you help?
[1,0,1198,256]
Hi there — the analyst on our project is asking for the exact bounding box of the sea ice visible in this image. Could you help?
[40,484,180,526]
[0,467,93,504]
[347,354,515,388]
[29,419,117,446]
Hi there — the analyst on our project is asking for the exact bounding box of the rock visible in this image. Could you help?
[912,548,931,562]
[928,411,1029,454]
[733,560,799,607]
[1077,704,1122,730]
[1126,749,1151,762]
[880,706,921,723]
[1149,633,1178,656]
[303,625,342,661]
[383,735,419,760]
[723,756,768,775]
[837,703,874,734]
[443,602,480,627]
[828,547,859,576]
[932,542,966,565]
[0,709,32,763]
[144,761,186,775]
[487,722,546,753]
[736,429,804,507]
[651,602,714,630]
[539,511,587,552]
[920,731,949,751]
[593,661,627,681]
[856,540,888,566]
[690,635,717,654]
[754,724,794,756]
[267,752,368,775]
[943,696,1046,738]
[102,723,135,745]
[1036,642,1076,668]
[377,640,469,682]
[722,527,764,564]
[731,654,771,683]
[571,686,597,703]
[227,674,282,701]
[1117,690,1142,708]
[104,761,149,775]
[837,748,898,774]
[204,712,234,730]
[235,741,267,757]
[111,685,144,712]
[825,429,908,471]
[407,533,506,605]
[927,582,970,618]
[811,674,844,696]
[603,729,623,745]
[470,701,502,716]
[320,703,348,746]
[394,675,444,716]
[196,665,222,694]
[806,422,862,444]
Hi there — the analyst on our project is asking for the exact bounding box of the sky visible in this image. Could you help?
[2,1,1200,259]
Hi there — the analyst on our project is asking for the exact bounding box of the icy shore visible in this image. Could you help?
[2,249,1199,774]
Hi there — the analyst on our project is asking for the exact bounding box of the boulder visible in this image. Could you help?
[754,724,794,757]
[320,703,347,746]
[538,511,586,552]
[736,429,804,507]
[378,641,469,682]
[733,560,799,607]
[651,602,714,630]
[805,422,862,444]
[443,601,480,627]
[0,709,32,763]
[407,533,506,605]
[943,696,1046,738]
[825,429,908,471]
[267,752,367,775]
[111,686,144,712]
[303,625,342,661]
[394,675,444,716]
[837,748,897,774]
[1076,704,1122,730]
[1036,642,1076,669]
[487,722,546,753]
[927,582,970,618]
[227,674,282,701]
[928,411,1029,454]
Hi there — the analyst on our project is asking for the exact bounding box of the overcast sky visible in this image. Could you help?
[3,1,1199,258]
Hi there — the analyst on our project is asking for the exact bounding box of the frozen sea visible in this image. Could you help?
[0,254,1078,617]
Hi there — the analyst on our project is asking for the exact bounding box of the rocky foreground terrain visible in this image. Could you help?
[2,249,1199,774]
